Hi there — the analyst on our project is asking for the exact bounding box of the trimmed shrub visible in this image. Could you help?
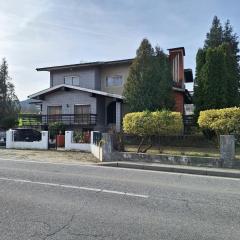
[123,111,155,137]
[123,110,183,152]
[152,111,183,135]
[198,107,240,136]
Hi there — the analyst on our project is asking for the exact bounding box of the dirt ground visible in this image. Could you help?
[0,148,98,164]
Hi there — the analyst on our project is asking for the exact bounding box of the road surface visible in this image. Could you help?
[0,157,239,239]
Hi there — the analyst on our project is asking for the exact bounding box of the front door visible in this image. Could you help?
[107,101,116,124]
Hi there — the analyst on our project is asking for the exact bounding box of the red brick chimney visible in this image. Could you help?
[168,47,185,89]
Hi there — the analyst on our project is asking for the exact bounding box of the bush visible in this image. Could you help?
[123,111,155,137]
[49,122,66,139]
[0,116,18,129]
[152,111,183,135]
[198,107,240,136]
[123,110,183,152]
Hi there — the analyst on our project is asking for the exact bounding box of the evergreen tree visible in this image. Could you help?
[194,49,206,114]
[0,58,20,129]
[0,58,8,111]
[154,46,174,109]
[223,20,240,61]
[194,16,240,115]
[123,39,174,112]
[200,46,228,109]
[204,16,223,49]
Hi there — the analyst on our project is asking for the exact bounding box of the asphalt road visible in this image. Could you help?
[0,158,239,240]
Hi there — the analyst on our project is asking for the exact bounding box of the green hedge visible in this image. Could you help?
[123,110,183,137]
[198,107,240,135]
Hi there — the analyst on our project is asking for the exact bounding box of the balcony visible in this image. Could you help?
[18,114,97,127]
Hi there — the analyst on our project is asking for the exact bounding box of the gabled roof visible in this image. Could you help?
[28,84,124,100]
[36,59,134,72]
[36,46,188,72]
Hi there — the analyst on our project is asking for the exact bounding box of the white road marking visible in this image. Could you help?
[0,177,149,199]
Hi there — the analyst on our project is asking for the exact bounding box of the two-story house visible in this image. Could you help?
[28,47,193,132]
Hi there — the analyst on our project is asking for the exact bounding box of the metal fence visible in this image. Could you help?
[93,132,102,145]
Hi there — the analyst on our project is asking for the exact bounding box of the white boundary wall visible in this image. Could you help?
[65,131,91,152]
[6,130,48,150]
[64,131,103,161]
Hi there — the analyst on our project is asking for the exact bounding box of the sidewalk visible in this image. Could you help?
[99,161,240,179]
[0,149,98,164]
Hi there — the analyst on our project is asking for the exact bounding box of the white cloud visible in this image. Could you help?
[0,0,239,100]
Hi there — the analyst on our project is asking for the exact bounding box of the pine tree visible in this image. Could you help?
[0,58,8,116]
[0,58,8,108]
[194,49,206,114]
[223,20,240,61]
[154,46,174,109]
[123,39,174,112]
[200,46,228,109]
[0,58,20,129]
[194,16,240,115]
[204,16,223,49]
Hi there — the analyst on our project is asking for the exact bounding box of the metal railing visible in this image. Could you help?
[19,114,97,127]
[183,115,195,126]
[93,131,102,145]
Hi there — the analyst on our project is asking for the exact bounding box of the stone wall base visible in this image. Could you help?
[104,151,240,169]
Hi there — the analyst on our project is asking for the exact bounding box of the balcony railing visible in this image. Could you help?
[18,114,97,127]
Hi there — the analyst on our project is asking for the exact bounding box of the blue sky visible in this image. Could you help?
[0,0,240,100]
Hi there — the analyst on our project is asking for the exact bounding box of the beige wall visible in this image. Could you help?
[100,64,130,95]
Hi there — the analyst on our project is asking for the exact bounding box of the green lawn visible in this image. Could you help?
[125,145,240,159]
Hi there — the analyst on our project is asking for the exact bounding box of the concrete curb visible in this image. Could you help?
[98,161,240,179]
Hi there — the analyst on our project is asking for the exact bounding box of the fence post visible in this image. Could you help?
[6,130,14,149]
[65,131,72,150]
[102,133,113,161]
[220,135,235,168]
[41,131,49,150]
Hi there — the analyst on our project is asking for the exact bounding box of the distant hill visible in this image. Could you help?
[20,99,40,114]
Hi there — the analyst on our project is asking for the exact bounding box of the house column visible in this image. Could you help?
[116,102,121,132]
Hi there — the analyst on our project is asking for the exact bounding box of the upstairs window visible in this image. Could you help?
[106,75,123,87]
[64,76,80,86]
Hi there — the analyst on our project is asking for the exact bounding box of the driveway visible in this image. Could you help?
[0,149,98,164]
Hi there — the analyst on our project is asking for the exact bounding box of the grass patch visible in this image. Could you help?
[125,145,240,159]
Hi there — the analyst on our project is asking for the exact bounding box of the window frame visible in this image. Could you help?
[74,104,91,124]
[64,76,80,86]
[106,75,123,87]
[74,104,91,114]
[47,105,62,115]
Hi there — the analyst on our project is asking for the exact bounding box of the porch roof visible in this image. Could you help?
[28,84,124,100]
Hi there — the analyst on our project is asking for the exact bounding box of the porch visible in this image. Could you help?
[27,84,124,132]
[19,113,97,128]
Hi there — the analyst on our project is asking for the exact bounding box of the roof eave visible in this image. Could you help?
[28,84,124,100]
[36,58,134,72]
